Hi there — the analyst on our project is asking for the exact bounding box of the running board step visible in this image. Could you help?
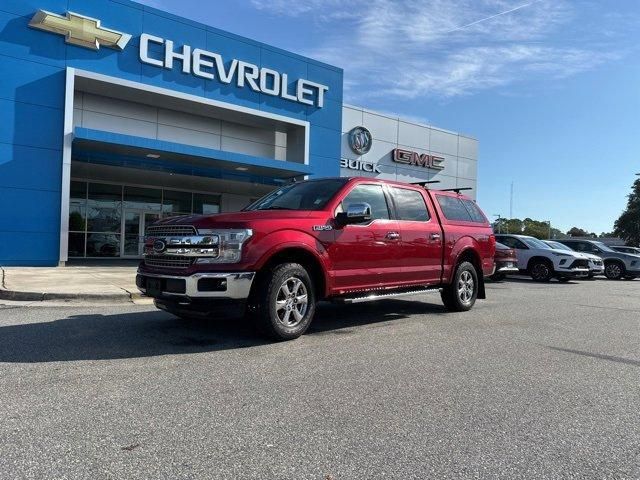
[333,287,442,304]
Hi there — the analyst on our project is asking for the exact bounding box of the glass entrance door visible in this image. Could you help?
[121,210,161,258]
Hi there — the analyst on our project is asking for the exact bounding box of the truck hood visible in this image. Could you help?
[153,210,326,230]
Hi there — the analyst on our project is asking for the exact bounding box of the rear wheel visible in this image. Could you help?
[530,260,553,282]
[250,263,316,341]
[604,261,624,280]
[441,261,478,312]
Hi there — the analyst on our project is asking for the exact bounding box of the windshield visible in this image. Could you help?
[244,178,348,211]
[522,237,551,249]
[547,241,572,251]
[593,241,615,252]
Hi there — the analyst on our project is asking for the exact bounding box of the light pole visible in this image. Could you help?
[493,214,502,233]
[545,220,552,239]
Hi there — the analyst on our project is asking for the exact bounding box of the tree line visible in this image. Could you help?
[491,218,613,240]
[491,178,639,245]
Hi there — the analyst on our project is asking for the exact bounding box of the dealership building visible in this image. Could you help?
[0,0,478,266]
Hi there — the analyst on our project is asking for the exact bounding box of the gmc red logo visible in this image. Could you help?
[392,148,444,170]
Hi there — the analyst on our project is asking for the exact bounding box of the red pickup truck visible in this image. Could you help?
[137,177,495,340]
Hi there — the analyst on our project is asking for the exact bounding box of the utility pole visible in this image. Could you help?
[509,181,514,219]
[546,220,552,239]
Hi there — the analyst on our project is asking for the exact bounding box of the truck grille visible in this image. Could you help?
[144,255,194,269]
[146,225,197,237]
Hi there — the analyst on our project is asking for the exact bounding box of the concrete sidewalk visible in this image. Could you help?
[0,266,144,302]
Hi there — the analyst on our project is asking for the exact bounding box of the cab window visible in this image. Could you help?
[338,184,390,220]
[390,187,430,221]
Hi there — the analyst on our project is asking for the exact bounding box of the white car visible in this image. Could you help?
[495,234,590,282]
[544,240,604,278]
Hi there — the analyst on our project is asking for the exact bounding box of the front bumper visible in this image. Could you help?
[495,261,519,274]
[556,267,590,278]
[136,271,256,299]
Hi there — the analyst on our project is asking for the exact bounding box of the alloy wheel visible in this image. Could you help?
[605,263,622,279]
[274,276,309,327]
[531,263,550,281]
[457,270,475,305]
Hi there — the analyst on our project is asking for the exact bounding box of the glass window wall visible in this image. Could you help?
[68,181,223,258]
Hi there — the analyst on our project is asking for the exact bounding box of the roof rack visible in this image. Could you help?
[411,180,441,187]
[439,187,473,194]
[410,181,473,194]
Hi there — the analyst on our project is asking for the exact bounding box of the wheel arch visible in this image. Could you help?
[252,245,329,300]
[455,247,486,300]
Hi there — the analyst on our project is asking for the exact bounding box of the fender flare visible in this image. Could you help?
[252,230,333,296]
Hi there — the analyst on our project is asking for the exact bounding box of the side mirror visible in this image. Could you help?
[336,202,372,225]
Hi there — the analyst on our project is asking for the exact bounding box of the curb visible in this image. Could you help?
[0,288,145,303]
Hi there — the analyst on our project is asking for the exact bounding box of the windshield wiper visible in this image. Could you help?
[258,206,293,210]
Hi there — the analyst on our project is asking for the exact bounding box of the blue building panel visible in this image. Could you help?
[0,143,62,191]
[0,187,61,233]
[0,0,343,265]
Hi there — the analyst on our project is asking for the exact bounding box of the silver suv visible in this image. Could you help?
[557,239,640,280]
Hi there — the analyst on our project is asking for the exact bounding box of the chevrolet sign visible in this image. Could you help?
[28,10,329,108]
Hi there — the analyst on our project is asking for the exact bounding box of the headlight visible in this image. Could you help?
[195,229,252,264]
[551,252,571,257]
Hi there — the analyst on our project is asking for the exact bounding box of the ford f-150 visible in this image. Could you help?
[137,177,495,340]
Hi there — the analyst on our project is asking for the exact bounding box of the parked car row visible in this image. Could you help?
[492,234,640,282]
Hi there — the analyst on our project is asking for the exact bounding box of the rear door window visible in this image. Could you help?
[498,236,527,249]
[390,187,430,221]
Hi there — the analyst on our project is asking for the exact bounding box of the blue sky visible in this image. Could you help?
[139,0,640,234]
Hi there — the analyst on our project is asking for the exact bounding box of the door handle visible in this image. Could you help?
[386,231,400,240]
[430,233,441,241]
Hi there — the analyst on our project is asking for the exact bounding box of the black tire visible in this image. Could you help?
[587,274,595,279]
[250,263,316,341]
[529,260,553,282]
[490,272,506,282]
[441,261,478,312]
[604,261,625,280]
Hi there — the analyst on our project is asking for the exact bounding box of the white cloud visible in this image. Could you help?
[250,0,630,101]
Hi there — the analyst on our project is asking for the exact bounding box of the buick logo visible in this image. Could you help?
[153,239,166,253]
[348,126,372,155]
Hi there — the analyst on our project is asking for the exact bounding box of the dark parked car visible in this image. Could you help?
[490,242,519,281]
[611,245,640,255]
[557,239,640,280]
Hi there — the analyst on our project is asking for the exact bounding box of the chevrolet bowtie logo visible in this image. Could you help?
[29,10,131,51]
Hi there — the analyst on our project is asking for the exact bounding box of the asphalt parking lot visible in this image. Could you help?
[1,278,639,479]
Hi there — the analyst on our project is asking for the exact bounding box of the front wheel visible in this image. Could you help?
[441,261,478,312]
[604,262,624,280]
[530,260,553,282]
[250,263,316,341]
